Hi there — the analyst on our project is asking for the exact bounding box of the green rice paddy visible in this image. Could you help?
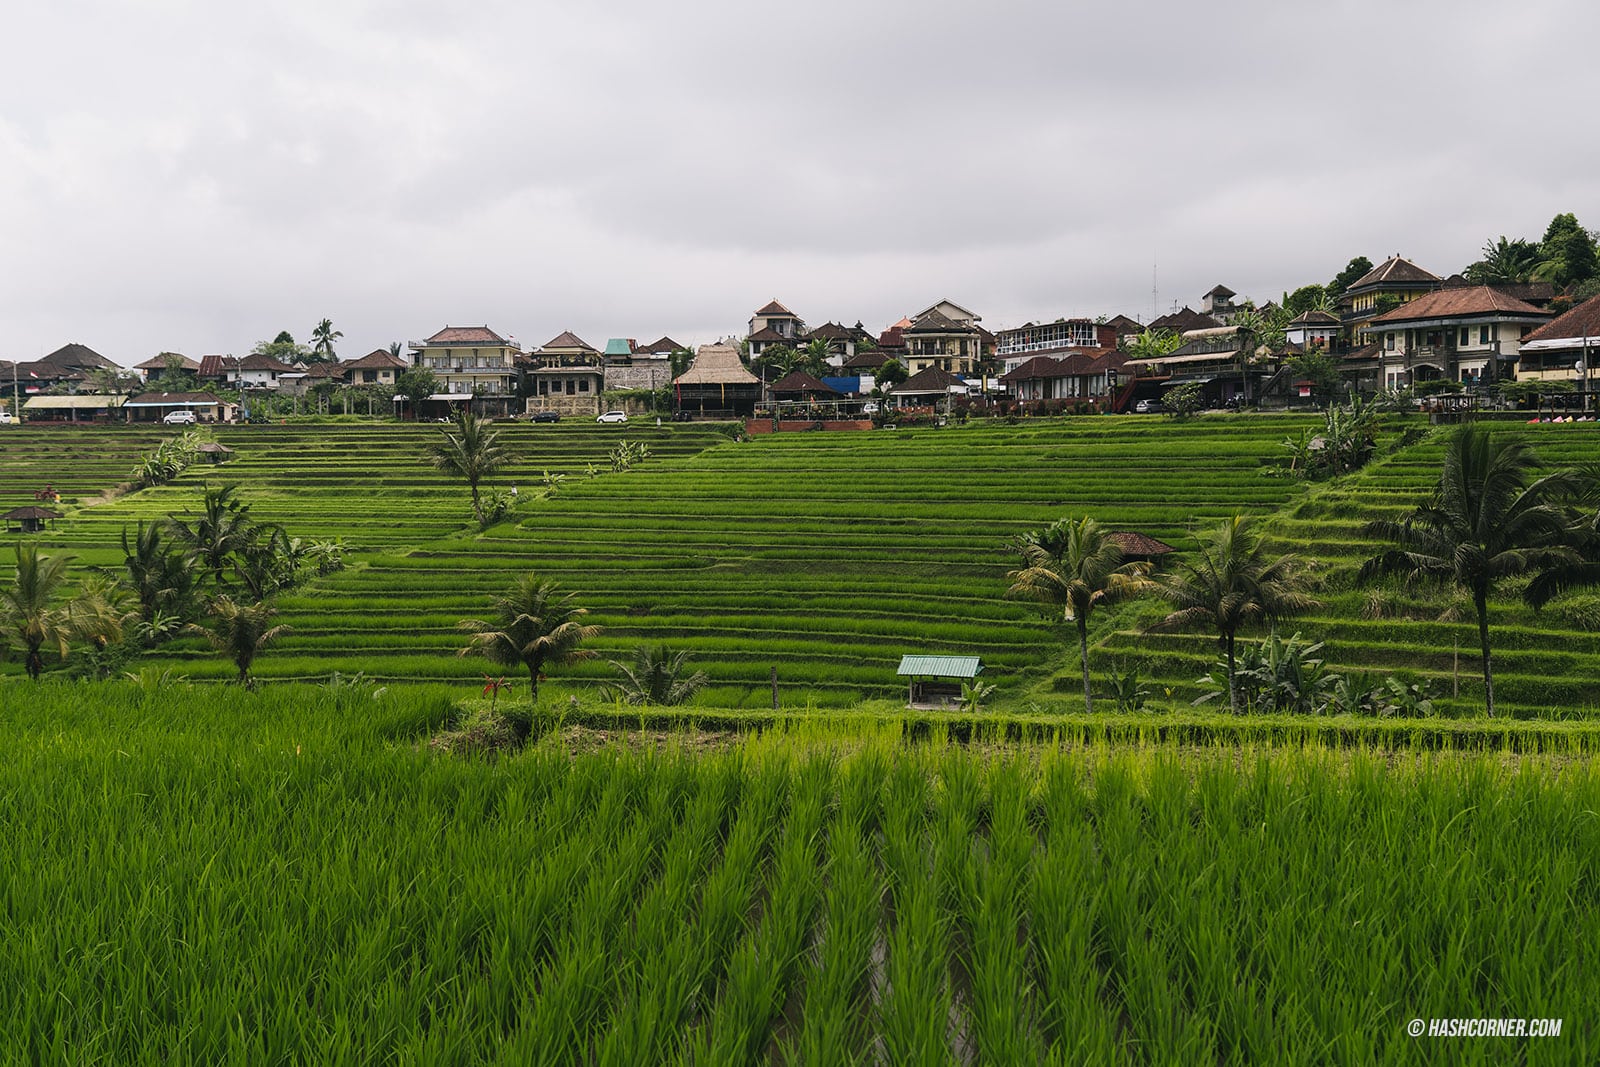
[1,683,1592,1064]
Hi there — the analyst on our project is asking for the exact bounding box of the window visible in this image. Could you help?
[1385,333,1395,351]
[1460,328,1470,347]
[1480,325,1491,344]
[579,379,590,393]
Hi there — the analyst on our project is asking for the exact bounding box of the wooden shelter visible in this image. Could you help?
[897,655,984,709]
[195,442,235,464]
[673,344,763,417]
[4,506,61,533]
[1108,531,1176,562]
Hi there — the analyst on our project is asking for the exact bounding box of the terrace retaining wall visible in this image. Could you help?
[746,418,874,434]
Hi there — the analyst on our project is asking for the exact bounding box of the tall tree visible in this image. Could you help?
[310,318,343,362]
[1151,515,1319,712]
[1283,284,1328,317]
[166,485,264,589]
[875,358,908,388]
[1,545,120,680]
[120,520,203,625]
[426,411,512,526]
[457,574,602,697]
[1327,256,1374,300]
[396,369,438,419]
[388,341,405,360]
[205,596,291,687]
[1464,236,1541,284]
[1007,517,1153,712]
[1361,424,1576,716]
[1535,213,1600,288]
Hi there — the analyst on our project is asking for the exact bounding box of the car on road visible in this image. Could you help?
[1133,399,1163,414]
[596,410,629,424]
[527,410,561,423]
[0,410,13,425]
[163,410,198,425]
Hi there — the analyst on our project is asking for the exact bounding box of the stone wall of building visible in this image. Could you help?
[603,363,673,391]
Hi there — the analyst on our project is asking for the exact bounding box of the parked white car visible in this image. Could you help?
[596,410,629,424]
[163,409,198,425]
[0,409,13,425]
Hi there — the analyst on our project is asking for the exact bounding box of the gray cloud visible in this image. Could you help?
[3,0,1598,363]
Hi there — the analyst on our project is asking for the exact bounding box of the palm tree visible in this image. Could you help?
[604,645,709,705]
[1007,517,1154,712]
[2,544,76,680]
[802,338,832,378]
[1151,515,1319,713]
[457,574,602,697]
[311,318,343,361]
[1361,425,1576,716]
[427,412,512,526]
[1464,236,1541,284]
[166,486,261,589]
[205,596,291,687]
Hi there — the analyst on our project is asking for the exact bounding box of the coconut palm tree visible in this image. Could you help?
[1007,517,1154,712]
[427,411,511,526]
[205,595,291,687]
[120,520,204,626]
[1361,424,1576,716]
[457,574,602,697]
[1,545,124,680]
[1151,515,1319,713]
[604,645,709,705]
[166,485,261,589]
[2,544,76,680]
[310,318,343,361]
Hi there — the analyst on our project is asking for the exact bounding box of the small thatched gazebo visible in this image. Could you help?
[1108,531,1176,562]
[4,506,62,533]
[196,441,235,464]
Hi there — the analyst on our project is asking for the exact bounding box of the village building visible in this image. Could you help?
[1337,256,1443,347]
[526,331,604,417]
[673,343,762,417]
[132,353,201,381]
[408,326,522,417]
[746,300,806,367]
[995,318,1118,374]
[2,343,120,399]
[1514,292,1600,400]
[1363,285,1551,390]
[901,300,986,376]
[121,391,234,423]
[196,355,242,388]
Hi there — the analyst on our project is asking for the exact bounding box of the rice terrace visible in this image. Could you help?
[3,412,1598,1062]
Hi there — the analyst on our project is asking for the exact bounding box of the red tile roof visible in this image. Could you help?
[541,331,595,351]
[894,367,963,393]
[425,326,507,345]
[133,353,201,372]
[1346,256,1441,291]
[1369,285,1548,325]
[238,353,294,371]
[1148,307,1222,333]
[1519,292,1600,346]
[346,350,407,370]
[754,299,795,317]
[197,355,239,378]
[747,327,789,343]
[769,371,839,394]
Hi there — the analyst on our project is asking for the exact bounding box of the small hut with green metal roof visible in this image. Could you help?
[897,654,984,709]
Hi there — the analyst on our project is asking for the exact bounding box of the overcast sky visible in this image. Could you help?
[4,0,1598,366]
